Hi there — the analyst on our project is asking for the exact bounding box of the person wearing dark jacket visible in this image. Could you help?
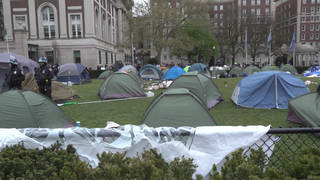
[5,56,25,90]
[35,57,53,99]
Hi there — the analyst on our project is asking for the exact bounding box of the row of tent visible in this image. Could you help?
[97,68,222,127]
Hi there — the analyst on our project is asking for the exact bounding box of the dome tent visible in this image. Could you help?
[168,71,223,109]
[139,64,163,80]
[142,88,217,127]
[261,65,280,72]
[57,63,91,84]
[98,72,146,100]
[164,66,185,80]
[287,91,320,127]
[243,66,260,75]
[280,64,297,75]
[98,70,113,79]
[118,65,138,74]
[232,71,309,109]
[0,90,72,128]
[188,63,211,77]
[229,67,244,77]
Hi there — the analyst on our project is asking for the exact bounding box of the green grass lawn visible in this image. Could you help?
[62,77,320,128]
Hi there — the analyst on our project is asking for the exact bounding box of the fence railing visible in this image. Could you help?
[247,127,320,167]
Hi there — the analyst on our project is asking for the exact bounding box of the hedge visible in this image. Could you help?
[0,142,319,179]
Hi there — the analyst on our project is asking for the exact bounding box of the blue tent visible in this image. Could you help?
[139,64,163,80]
[188,63,211,77]
[57,63,91,84]
[232,71,309,109]
[164,66,185,80]
[303,66,320,77]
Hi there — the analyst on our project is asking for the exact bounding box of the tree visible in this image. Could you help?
[245,14,272,63]
[129,0,214,64]
[212,3,245,65]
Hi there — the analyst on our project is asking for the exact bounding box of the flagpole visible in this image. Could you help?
[5,33,9,53]
[269,27,272,65]
[245,28,248,65]
[293,44,296,66]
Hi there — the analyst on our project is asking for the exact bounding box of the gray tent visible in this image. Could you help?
[118,65,138,74]
[142,88,217,127]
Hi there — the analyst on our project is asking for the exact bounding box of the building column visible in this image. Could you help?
[3,0,13,40]
[59,0,67,38]
[28,0,37,39]
[118,9,123,43]
[84,0,95,37]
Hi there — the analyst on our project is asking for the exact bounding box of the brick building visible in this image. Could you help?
[275,0,319,66]
[0,0,133,69]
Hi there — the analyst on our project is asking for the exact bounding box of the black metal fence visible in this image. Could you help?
[246,127,320,167]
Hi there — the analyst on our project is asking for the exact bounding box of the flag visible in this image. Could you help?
[289,31,296,52]
[244,29,247,52]
[265,31,272,53]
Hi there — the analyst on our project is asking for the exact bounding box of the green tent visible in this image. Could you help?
[127,71,142,85]
[0,90,72,128]
[98,70,114,79]
[212,69,228,78]
[261,65,280,71]
[229,67,244,77]
[142,88,217,127]
[244,66,260,75]
[168,71,223,109]
[99,72,146,100]
[280,64,298,75]
[287,92,320,127]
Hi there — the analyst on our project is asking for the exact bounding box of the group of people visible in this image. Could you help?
[5,56,54,99]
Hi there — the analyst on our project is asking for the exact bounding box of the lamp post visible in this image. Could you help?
[210,46,216,67]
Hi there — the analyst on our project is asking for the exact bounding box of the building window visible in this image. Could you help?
[220,5,223,10]
[243,9,246,15]
[243,0,246,6]
[45,51,54,64]
[266,0,269,5]
[251,9,255,15]
[310,33,314,39]
[257,0,261,5]
[312,7,315,14]
[70,14,81,38]
[317,7,320,13]
[302,24,306,31]
[312,0,315,3]
[318,0,320,3]
[251,0,255,5]
[214,5,218,11]
[14,15,27,30]
[317,24,320,31]
[266,8,270,15]
[301,33,305,40]
[311,24,315,31]
[111,52,113,64]
[74,50,81,64]
[99,50,101,64]
[256,8,260,15]
[316,33,319,39]
[214,14,218,18]
[176,2,180,7]
[311,16,315,21]
[317,16,320,21]
[302,16,306,22]
[302,0,307,4]
[220,14,223,18]
[302,7,306,14]
[42,6,55,39]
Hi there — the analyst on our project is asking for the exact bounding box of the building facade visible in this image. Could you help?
[275,0,319,66]
[0,0,133,69]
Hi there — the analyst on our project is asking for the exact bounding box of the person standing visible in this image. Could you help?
[5,56,25,90]
[35,57,53,99]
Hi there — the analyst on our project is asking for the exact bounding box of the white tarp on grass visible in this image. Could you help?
[0,125,271,178]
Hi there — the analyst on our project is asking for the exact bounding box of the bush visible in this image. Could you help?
[296,66,310,74]
[1,142,320,179]
[88,70,105,79]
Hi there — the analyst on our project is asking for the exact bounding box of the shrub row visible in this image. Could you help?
[0,142,319,179]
